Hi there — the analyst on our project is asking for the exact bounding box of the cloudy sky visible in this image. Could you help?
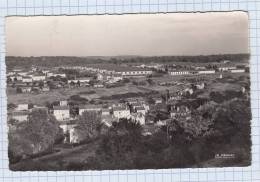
[6,12,249,57]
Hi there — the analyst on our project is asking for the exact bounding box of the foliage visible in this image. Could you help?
[8,109,63,164]
[77,111,102,139]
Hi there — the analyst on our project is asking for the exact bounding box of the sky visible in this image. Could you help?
[6,11,249,57]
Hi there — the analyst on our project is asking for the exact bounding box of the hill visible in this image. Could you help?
[6,54,249,70]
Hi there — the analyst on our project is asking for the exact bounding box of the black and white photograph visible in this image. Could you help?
[6,12,251,171]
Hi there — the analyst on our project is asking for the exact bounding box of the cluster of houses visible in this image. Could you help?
[8,87,195,143]
[7,64,155,93]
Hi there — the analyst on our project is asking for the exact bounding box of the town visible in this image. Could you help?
[7,58,249,140]
[7,56,251,170]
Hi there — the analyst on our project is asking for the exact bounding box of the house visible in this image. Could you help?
[60,100,68,106]
[154,97,163,104]
[69,126,86,144]
[131,103,143,110]
[218,66,236,72]
[135,106,146,115]
[230,69,245,73]
[47,72,66,78]
[16,104,29,111]
[19,86,32,93]
[79,105,102,115]
[111,74,123,82]
[168,92,181,101]
[41,86,50,92]
[170,105,191,119]
[168,70,190,76]
[101,108,110,116]
[93,84,104,88]
[130,113,145,125]
[126,98,139,105]
[10,111,29,122]
[22,76,33,83]
[197,70,215,74]
[113,106,130,119]
[53,106,70,121]
[68,77,92,84]
[184,88,194,95]
[32,73,46,81]
[195,66,206,70]
[78,77,92,83]
[32,105,48,112]
[155,119,171,126]
[196,82,205,90]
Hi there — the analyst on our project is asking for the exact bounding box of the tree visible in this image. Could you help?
[16,87,22,93]
[38,81,44,88]
[8,109,63,164]
[77,111,102,139]
[8,103,17,110]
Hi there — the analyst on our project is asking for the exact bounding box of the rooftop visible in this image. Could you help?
[135,106,145,111]
[113,106,128,111]
[11,111,30,116]
[53,106,70,110]
[79,105,103,109]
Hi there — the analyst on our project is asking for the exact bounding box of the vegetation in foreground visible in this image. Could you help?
[9,97,251,171]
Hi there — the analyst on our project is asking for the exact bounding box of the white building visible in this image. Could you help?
[113,106,130,119]
[170,106,191,119]
[154,98,163,104]
[53,106,70,121]
[68,77,92,84]
[69,127,86,144]
[22,76,33,83]
[16,104,29,111]
[197,70,215,74]
[230,69,245,73]
[130,113,145,125]
[32,74,46,81]
[218,66,236,72]
[169,70,190,76]
[196,83,205,90]
[47,72,66,78]
[135,106,146,115]
[60,100,68,106]
[120,70,153,76]
[93,84,104,88]
[20,86,32,93]
[101,109,110,116]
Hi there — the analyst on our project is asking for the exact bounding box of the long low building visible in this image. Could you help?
[118,70,153,76]
[169,70,190,76]
[197,70,216,74]
[230,69,245,73]
[84,64,153,77]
